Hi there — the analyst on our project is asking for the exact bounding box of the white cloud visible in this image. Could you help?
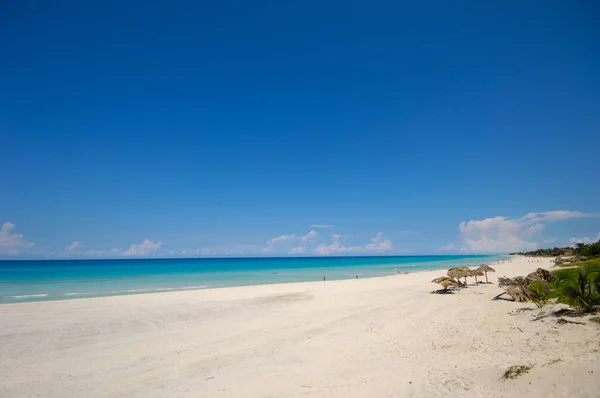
[65,241,84,252]
[263,234,297,253]
[268,234,297,245]
[289,246,305,255]
[0,224,165,259]
[520,211,593,224]
[0,222,34,255]
[84,248,122,257]
[299,230,318,243]
[63,241,122,258]
[443,210,598,253]
[569,233,600,246]
[312,232,394,255]
[310,224,334,229]
[365,232,392,251]
[458,216,541,253]
[264,230,318,252]
[122,239,163,256]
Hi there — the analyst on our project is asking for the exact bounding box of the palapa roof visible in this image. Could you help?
[477,264,496,273]
[438,279,459,289]
[432,276,456,284]
[432,276,459,289]
[447,267,470,279]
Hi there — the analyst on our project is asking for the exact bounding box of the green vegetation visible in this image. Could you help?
[553,262,600,315]
[511,247,569,257]
[502,365,533,380]
[496,259,600,315]
[589,316,600,325]
[572,241,600,258]
[528,280,552,308]
[511,239,600,258]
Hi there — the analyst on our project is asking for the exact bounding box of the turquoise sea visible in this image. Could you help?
[0,255,506,303]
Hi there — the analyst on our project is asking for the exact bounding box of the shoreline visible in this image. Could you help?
[2,255,598,397]
[0,255,508,305]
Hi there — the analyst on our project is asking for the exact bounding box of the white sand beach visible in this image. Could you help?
[1,256,599,397]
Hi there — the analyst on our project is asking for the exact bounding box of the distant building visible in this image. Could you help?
[559,248,573,255]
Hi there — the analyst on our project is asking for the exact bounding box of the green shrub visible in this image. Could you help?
[553,263,600,315]
[528,280,553,308]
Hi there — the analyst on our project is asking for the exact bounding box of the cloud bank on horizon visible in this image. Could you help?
[1,210,599,259]
[439,210,599,254]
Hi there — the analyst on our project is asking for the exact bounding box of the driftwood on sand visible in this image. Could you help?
[495,268,555,302]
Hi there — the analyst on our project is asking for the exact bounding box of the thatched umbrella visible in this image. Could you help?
[447,267,469,287]
[460,267,473,286]
[471,268,484,285]
[432,276,459,291]
[476,264,496,283]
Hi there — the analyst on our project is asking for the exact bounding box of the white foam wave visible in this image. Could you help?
[64,292,100,296]
[106,286,211,295]
[11,294,48,299]
[153,285,210,291]
[60,286,212,299]
[109,289,149,294]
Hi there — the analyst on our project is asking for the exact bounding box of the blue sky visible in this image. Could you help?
[1,1,599,259]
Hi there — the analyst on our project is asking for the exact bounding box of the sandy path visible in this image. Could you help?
[1,257,599,397]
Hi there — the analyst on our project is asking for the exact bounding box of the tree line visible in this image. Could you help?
[509,239,600,259]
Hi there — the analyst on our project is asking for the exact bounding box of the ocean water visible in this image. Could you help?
[0,255,506,303]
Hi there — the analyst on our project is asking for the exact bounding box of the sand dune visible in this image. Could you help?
[1,257,599,397]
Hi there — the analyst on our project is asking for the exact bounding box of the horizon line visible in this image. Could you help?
[0,254,506,262]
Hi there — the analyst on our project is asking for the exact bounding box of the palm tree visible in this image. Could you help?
[553,263,600,314]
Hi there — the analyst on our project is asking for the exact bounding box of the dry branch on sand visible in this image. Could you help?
[496,268,556,302]
[502,365,533,379]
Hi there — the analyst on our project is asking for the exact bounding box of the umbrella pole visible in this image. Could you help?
[485,272,489,283]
